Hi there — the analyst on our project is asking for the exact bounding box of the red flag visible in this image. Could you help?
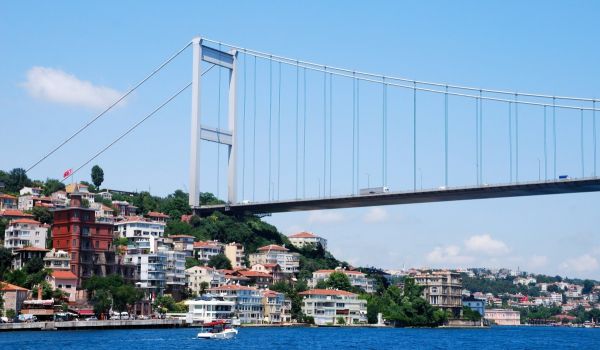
[63,168,73,178]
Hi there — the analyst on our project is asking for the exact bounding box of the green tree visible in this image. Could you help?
[270,280,308,321]
[462,306,482,321]
[43,179,65,196]
[0,248,13,279]
[92,289,113,316]
[207,254,233,270]
[582,280,594,295]
[91,165,104,189]
[185,257,200,269]
[337,316,346,325]
[112,284,143,314]
[0,218,8,241]
[199,281,209,295]
[31,206,52,225]
[6,168,31,193]
[5,309,16,320]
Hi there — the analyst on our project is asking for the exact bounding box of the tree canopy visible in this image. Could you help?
[91,165,104,188]
[207,253,232,270]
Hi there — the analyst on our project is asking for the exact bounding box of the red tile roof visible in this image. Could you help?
[257,244,288,252]
[207,284,257,291]
[0,281,29,291]
[289,231,319,238]
[193,241,222,248]
[169,234,194,239]
[0,194,16,200]
[298,289,357,297]
[0,209,34,218]
[10,218,41,225]
[314,269,365,275]
[147,211,170,218]
[15,247,49,252]
[238,270,272,278]
[51,271,78,280]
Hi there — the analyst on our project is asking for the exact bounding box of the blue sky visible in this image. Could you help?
[1,1,599,279]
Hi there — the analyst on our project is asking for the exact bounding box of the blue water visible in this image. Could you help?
[0,326,598,349]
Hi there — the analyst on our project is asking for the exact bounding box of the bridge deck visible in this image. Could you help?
[193,178,600,216]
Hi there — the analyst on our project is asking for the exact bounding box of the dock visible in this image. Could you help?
[0,319,188,332]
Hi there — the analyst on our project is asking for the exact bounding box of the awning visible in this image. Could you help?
[77,309,95,315]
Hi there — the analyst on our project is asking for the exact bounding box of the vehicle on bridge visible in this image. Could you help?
[360,187,390,195]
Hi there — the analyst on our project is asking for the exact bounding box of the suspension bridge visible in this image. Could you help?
[26,36,600,215]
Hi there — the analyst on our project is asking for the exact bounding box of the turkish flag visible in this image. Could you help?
[63,169,73,178]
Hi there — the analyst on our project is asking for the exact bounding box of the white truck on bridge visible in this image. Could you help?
[359,187,390,195]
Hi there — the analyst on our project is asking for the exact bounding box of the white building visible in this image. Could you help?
[207,285,264,324]
[4,218,48,250]
[90,202,115,223]
[513,276,537,285]
[248,245,299,274]
[186,266,226,295]
[288,231,328,250]
[18,194,36,211]
[185,296,235,323]
[299,289,367,325]
[310,268,375,293]
[46,270,78,302]
[193,240,224,264]
[124,243,166,296]
[44,249,71,271]
[114,216,166,251]
[19,187,42,196]
[485,308,521,326]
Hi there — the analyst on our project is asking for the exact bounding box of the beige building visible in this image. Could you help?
[288,231,327,250]
[414,270,463,317]
[186,266,225,295]
[46,270,78,302]
[44,249,71,271]
[224,242,245,268]
[249,245,299,275]
[0,282,29,316]
[485,308,521,325]
[262,290,291,324]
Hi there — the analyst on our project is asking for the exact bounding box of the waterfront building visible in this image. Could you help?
[485,308,521,325]
[248,244,299,275]
[12,247,49,270]
[462,295,485,317]
[185,296,235,323]
[310,268,375,293]
[299,289,367,325]
[46,270,78,302]
[124,242,167,296]
[288,231,328,250]
[0,282,29,316]
[157,240,186,296]
[224,242,245,268]
[414,270,463,317]
[3,218,48,251]
[207,285,264,324]
[193,240,224,264]
[186,266,226,295]
[51,193,116,287]
[0,193,17,210]
[262,290,290,324]
[44,249,71,271]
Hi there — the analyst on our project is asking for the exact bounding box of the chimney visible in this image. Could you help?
[70,193,82,208]
[37,285,42,300]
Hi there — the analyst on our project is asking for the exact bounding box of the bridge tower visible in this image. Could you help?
[189,37,238,207]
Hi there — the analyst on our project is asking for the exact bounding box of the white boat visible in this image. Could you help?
[197,321,238,339]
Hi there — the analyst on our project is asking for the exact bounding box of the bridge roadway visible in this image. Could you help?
[193,177,600,216]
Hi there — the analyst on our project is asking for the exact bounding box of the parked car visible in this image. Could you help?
[85,316,98,321]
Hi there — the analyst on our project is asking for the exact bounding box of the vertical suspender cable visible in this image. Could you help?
[515,94,519,183]
[329,73,333,197]
[295,62,299,199]
[544,106,547,181]
[413,82,417,191]
[581,109,585,177]
[444,86,448,187]
[594,101,597,177]
[242,52,247,201]
[357,79,361,193]
[382,78,386,186]
[553,98,557,179]
[277,62,282,200]
[509,102,513,183]
[252,56,257,201]
[475,97,479,185]
[303,68,307,198]
[268,57,273,200]
[352,73,356,195]
[217,44,222,199]
[479,90,483,184]
[323,68,327,197]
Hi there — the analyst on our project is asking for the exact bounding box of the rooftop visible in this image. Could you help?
[257,244,288,252]
[299,289,357,297]
[51,271,78,280]
[0,281,29,291]
[289,231,319,238]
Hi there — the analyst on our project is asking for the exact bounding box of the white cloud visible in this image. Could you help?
[426,245,474,265]
[363,207,388,223]
[307,210,344,224]
[464,234,510,256]
[528,255,548,269]
[22,66,123,109]
[560,254,599,273]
